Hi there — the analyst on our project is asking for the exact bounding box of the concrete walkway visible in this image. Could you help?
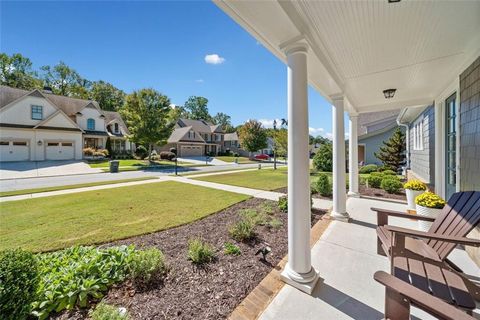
[0,161,102,179]
[259,197,480,320]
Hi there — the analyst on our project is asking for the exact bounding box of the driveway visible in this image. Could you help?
[0,161,102,179]
[177,156,232,166]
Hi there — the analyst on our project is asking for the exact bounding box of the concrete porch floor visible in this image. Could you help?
[259,197,480,320]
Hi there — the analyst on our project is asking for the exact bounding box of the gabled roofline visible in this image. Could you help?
[0,88,46,112]
[33,109,84,132]
[358,122,398,141]
[76,101,105,117]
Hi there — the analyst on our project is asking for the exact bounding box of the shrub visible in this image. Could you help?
[135,145,148,159]
[381,178,403,194]
[229,218,256,241]
[278,196,288,213]
[415,192,446,209]
[359,164,378,174]
[382,169,397,176]
[367,175,382,188]
[0,249,39,320]
[159,151,176,161]
[312,143,333,172]
[32,245,134,319]
[89,302,130,320]
[233,152,239,157]
[187,239,215,264]
[267,218,283,229]
[224,242,241,256]
[404,179,427,191]
[260,202,274,215]
[128,248,166,283]
[94,151,106,157]
[83,147,95,156]
[315,173,332,197]
[370,172,384,177]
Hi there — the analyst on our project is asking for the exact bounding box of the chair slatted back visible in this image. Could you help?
[427,191,480,260]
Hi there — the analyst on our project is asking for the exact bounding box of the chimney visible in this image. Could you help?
[43,86,53,94]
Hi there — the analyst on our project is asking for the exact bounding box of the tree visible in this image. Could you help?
[312,143,333,172]
[0,53,42,90]
[184,96,210,120]
[238,120,268,157]
[105,137,113,157]
[90,81,126,111]
[374,127,406,171]
[40,61,86,97]
[120,89,175,161]
[212,112,233,131]
[313,135,331,145]
[275,128,288,157]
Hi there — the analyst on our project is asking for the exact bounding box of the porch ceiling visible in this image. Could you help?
[214,0,480,114]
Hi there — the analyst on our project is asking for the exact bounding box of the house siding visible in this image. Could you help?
[358,126,403,165]
[459,56,480,266]
[407,105,435,186]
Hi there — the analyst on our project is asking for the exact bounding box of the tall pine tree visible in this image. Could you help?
[374,128,406,170]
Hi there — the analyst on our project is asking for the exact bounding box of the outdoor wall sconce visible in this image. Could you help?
[37,140,43,146]
[383,88,396,99]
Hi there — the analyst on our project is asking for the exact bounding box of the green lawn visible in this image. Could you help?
[193,167,288,190]
[0,177,157,197]
[0,181,249,252]
[215,156,257,164]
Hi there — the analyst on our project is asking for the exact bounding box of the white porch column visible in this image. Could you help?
[348,113,360,197]
[280,41,319,294]
[330,96,350,221]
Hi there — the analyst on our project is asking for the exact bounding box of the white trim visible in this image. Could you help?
[412,116,424,151]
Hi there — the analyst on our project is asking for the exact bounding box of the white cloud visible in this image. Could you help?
[195,79,204,83]
[204,54,225,65]
[258,118,283,128]
[325,132,333,139]
[309,127,324,136]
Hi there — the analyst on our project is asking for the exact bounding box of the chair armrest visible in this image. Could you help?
[372,207,436,228]
[385,225,480,247]
[374,271,475,320]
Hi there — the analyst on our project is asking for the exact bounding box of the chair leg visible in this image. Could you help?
[378,238,387,256]
[385,288,410,320]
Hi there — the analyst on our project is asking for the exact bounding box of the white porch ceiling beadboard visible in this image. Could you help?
[214,0,480,113]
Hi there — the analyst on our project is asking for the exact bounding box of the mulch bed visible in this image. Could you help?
[55,198,325,320]
[359,185,406,201]
[274,186,332,201]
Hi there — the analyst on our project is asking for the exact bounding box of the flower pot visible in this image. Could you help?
[416,204,442,231]
[406,189,424,211]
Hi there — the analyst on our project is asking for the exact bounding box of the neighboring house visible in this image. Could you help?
[357,110,404,165]
[103,111,134,153]
[259,137,275,156]
[223,132,249,157]
[159,118,225,157]
[0,85,132,161]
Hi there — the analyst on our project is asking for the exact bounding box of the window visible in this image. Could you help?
[412,117,424,150]
[87,118,95,130]
[31,105,43,120]
[0,141,9,145]
[62,142,73,147]
[114,123,119,133]
[47,142,59,146]
[13,141,27,146]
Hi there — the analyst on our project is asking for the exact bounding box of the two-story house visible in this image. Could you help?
[160,118,225,157]
[0,85,131,161]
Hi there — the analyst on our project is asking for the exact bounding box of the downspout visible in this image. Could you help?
[396,108,410,175]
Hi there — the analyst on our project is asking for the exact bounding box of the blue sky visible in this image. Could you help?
[1,1,333,137]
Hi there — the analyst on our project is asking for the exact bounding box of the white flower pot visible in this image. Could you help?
[416,204,442,231]
[406,189,424,211]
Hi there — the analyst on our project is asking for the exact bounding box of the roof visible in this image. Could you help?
[358,110,400,136]
[168,126,206,144]
[0,85,102,116]
[224,132,238,141]
[177,118,223,133]
[104,111,130,135]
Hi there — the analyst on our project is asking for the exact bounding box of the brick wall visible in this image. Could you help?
[408,105,435,187]
[459,56,480,266]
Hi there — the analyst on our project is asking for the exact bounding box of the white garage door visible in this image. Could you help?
[180,145,203,157]
[46,142,74,160]
[0,140,30,162]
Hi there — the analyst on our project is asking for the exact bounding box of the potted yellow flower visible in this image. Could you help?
[415,192,446,231]
[403,179,427,211]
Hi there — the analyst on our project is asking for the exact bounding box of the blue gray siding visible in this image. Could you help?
[358,126,404,165]
[408,106,435,185]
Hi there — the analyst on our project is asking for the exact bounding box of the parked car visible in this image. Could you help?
[254,154,270,160]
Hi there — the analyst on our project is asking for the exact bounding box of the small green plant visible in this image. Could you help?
[370,171,384,177]
[229,218,256,241]
[415,192,446,209]
[315,173,332,197]
[224,242,241,255]
[359,164,378,174]
[382,169,397,176]
[404,179,427,191]
[187,239,215,264]
[381,178,403,194]
[240,208,269,225]
[367,175,382,188]
[128,248,166,283]
[261,202,274,215]
[89,302,130,320]
[0,249,39,320]
[278,196,288,213]
[267,218,283,229]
